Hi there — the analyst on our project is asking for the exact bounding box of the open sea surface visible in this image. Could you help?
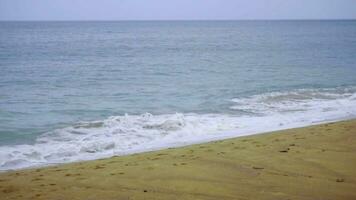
[1,20,356,170]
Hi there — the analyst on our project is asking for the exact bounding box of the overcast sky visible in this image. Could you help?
[1,0,356,21]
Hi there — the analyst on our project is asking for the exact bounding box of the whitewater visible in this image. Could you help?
[1,87,355,170]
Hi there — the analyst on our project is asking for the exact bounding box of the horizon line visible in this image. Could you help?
[1,18,356,22]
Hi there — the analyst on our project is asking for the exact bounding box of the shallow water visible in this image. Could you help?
[1,20,356,170]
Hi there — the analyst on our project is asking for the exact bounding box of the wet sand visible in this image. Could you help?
[1,120,356,200]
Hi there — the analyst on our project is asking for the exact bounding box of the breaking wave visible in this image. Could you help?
[1,86,356,171]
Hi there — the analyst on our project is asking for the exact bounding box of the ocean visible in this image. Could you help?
[1,20,356,170]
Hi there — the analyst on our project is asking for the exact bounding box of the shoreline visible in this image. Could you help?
[1,119,356,199]
[1,116,354,172]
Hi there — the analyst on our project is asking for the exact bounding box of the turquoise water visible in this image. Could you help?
[1,21,356,170]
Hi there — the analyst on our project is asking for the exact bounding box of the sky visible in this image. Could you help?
[0,0,356,21]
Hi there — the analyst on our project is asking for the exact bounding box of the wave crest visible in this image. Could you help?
[1,86,356,171]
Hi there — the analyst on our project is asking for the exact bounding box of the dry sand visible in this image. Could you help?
[1,119,356,200]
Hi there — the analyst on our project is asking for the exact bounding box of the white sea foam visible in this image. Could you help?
[1,87,356,171]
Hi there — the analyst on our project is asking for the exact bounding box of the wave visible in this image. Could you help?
[1,86,356,171]
[231,87,356,115]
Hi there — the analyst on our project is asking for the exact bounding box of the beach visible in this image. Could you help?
[1,119,355,200]
[1,4,356,200]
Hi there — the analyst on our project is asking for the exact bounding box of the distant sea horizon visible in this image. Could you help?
[1,19,356,22]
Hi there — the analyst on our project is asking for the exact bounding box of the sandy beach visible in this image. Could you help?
[1,3,356,200]
[1,119,356,200]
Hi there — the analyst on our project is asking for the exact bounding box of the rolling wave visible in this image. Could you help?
[1,86,355,171]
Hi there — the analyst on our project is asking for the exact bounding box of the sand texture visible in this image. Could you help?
[1,120,356,200]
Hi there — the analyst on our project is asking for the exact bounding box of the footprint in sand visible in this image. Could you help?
[252,166,264,170]
[156,153,168,156]
[64,173,81,177]
[295,137,306,140]
[279,148,290,153]
[336,178,345,182]
[108,160,119,164]
[181,163,187,165]
[31,178,43,181]
[2,187,16,194]
[94,165,106,169]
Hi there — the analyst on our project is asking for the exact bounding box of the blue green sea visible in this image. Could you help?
[1,20,356,170]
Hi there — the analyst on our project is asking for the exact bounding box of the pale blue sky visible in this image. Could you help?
[1,0,356,21]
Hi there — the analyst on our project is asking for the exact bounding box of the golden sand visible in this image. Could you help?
[1,120,356,200]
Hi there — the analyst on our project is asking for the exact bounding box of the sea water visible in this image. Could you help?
[1,20,356,170]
